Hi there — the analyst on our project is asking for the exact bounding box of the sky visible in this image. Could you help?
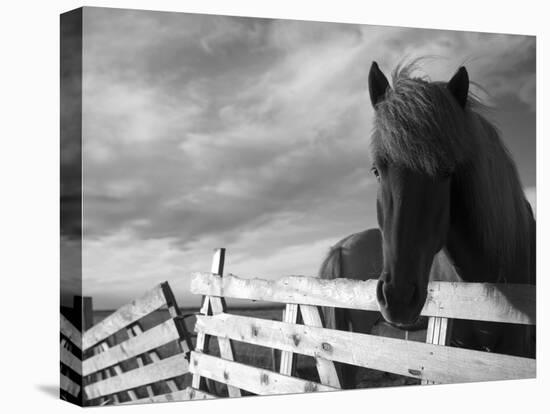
[77,7,536,309]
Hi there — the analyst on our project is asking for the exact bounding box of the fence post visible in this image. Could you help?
[279,304,299,376]
[192,248,241,397]
[422,316,451,385]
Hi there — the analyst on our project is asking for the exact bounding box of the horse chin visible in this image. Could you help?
[380,307,425,331]
[388,318,422,331]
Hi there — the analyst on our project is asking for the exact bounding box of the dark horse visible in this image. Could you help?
[320,60,536,389]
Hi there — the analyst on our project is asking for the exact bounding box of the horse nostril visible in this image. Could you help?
[376,280,387,307]
[377,279,417,308]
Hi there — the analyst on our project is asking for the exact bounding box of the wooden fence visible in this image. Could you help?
[62,247,536,405]
[60,314,82,401]
[188,248,536,396]
[79,282,213,405]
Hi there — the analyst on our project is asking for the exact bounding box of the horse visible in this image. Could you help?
[319,60,536,389]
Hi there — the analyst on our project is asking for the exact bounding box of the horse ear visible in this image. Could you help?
[447,66,469,108]
[369,61,390,108]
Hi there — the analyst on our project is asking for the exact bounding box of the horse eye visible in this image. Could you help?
[371,166,380,180]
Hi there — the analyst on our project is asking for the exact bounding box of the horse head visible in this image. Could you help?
[368,61,471,327]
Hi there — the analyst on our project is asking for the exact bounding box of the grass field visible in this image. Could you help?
[92,306,423,394]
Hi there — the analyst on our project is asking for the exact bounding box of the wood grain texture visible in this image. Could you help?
[190,351,337,396]
[207,295,241,397]
[84,353,189,400]
[299,304,340,388]
[422,317,450,385]
[131,324,180,394]
[61,346,82,375]
[195,313,535,383]
[96,342,138,402]
[191,273,535,324]
[60,373,80,397]
[120,387,216,404]
[83,283,168,350]
[279,304,298,376]
[192,248,241,397]
[83,319,180,376]
[191,296,210,390]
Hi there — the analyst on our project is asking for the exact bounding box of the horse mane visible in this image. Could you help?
[370,60,534,283]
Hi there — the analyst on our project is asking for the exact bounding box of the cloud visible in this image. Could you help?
[79,8,536,307]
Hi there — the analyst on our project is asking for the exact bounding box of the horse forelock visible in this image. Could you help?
[370,63,474,176]
[369,60,535,283]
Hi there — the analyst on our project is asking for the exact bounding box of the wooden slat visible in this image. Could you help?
[97,341,138,402]
[83,283,168,350]
[131,324,180,394]
[120,387,217,404]
[84,353,189,400]
[299,304,341,388]
[160,283,193,355]
[61,346,82,375]
[195,313,535,383]
[191,273,535,325]
[60,373,80,397]
[83,318,181,376]
[127,326,155,398]
[423,317,450,385]
[90,344,109,405]
[60,314,81,349]
[101,368,119,404]
[193,248,241,398]
[191,296,210,390]
[279,304,298,376]
[190,352,337,396]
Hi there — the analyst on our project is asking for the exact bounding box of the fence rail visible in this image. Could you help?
[189,267,535,389]
[79,282,193,405]
[60,314,82,400]
[194,312,535,383]
[191,272,536,325]
[82,283,170,350]
[63,248,536,406]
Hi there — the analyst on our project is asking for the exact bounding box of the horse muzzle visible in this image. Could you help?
[376,279,427,326]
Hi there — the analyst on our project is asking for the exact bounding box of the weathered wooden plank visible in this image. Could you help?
[131,324,179,394]
[191,273,535,325]
[279,304,298,376]
[127,326,155,398]
[160,283,193,354]
[191,296,210,390]
[83,283,168,350]
[192,248,224,391]
[97,341,138,402]
[208,297,241,397]
[84,353,190,400]
[299,304,341,388]
[83,319,180,376]
[89,344,109,405]
[61,346,82,375]
[422,317,450,385]
[60,373,80,397]
[101,368,119,404]
[190,352,337,396]
[120,387,217,404]
[195,313,535,383]
[60,314,81,349]
[193,248,241,397]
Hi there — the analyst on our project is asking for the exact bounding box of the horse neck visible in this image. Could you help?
[446,211,535,285]
[444,160,535,285]
[444,114,535,285]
